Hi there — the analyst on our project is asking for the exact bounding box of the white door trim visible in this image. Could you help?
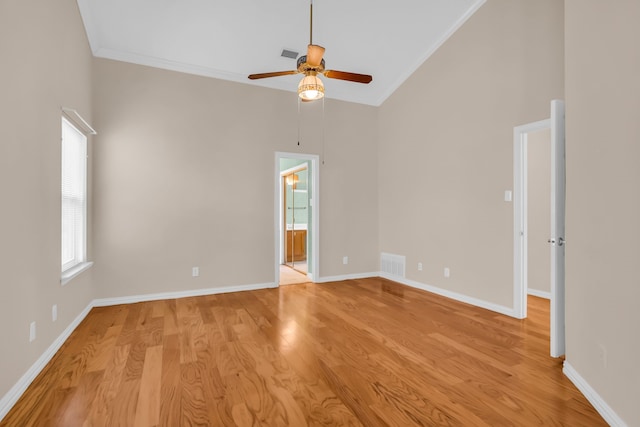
[275,152,320,285]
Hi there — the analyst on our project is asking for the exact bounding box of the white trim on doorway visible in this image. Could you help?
[275,152,320,285]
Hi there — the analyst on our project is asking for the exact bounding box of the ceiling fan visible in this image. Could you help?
[248,0,373,101]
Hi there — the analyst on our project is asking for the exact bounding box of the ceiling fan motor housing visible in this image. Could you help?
[297,56,325,73]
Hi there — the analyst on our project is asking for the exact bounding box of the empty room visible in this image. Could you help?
[0,0,638,425]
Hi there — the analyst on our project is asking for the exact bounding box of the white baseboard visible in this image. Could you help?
[93,282,277,307]
[0,301,94,422]
[527,288,551,299]
[563,361,627,426]
[315,272,379,284]
[379,272,515,318]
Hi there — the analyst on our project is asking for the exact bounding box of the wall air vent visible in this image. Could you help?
[281,49,299,59]
[380,252,406,278]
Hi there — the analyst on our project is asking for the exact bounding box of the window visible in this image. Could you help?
[61,117,88,278]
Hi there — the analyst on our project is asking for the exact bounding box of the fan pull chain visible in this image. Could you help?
[297,97,301,146]
[309,0,313,46]
[322,96,325,165]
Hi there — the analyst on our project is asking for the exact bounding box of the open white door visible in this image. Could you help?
[550,100,566,357]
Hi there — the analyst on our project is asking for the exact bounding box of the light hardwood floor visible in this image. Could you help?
[1,278,606,426]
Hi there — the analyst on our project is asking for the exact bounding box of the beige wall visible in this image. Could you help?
[528,129,551,294]
[0,0,94,400]
[91,59,379,299]
[565,1,640,425]
[378,0,564,308]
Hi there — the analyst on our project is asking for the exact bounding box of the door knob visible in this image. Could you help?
[548,238,555,244]
[548,237,565,246]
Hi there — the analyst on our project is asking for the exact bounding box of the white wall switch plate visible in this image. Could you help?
[343,256,348,265]
[504,190,513,202]
[29,322,36,342]
[52,305,58,322]
[418,262,423,271]
[192,267,199,277]
[444,267,450,278]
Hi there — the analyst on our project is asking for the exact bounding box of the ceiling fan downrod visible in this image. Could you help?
[309,0,314,46]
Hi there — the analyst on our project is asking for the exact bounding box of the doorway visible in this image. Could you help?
[513,100,566,357]
[526,128,552,300]
[282,165,309,274]
[274,152,320,286]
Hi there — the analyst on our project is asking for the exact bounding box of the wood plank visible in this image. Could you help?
[159,334,181,427]
[134,345,163,426]
[179,362,210,426]
[84,343,131,427]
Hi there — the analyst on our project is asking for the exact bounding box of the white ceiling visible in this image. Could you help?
[77,0,484,106]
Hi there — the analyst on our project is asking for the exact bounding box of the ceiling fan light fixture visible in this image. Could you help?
[298,74,325,101]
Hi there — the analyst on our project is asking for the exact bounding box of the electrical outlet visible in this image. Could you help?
[52,305,58,322]
[444,267,450,278]
[343,256,348,265]
[418,262,423,271]
[29,322,36,342]
[192,267,199,277]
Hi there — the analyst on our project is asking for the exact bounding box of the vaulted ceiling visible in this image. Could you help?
[77,0,484,106]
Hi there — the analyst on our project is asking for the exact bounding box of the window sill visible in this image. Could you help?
[61,261,93,286]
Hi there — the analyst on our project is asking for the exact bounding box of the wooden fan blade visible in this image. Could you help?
[307,44,325,67]
[248,70,298,80]
[324,70,373,84]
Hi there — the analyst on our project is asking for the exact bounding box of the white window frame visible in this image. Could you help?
[61,109,95,285]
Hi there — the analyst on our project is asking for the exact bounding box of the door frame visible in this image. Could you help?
[274,152,320,285]
[513,99,566,357]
